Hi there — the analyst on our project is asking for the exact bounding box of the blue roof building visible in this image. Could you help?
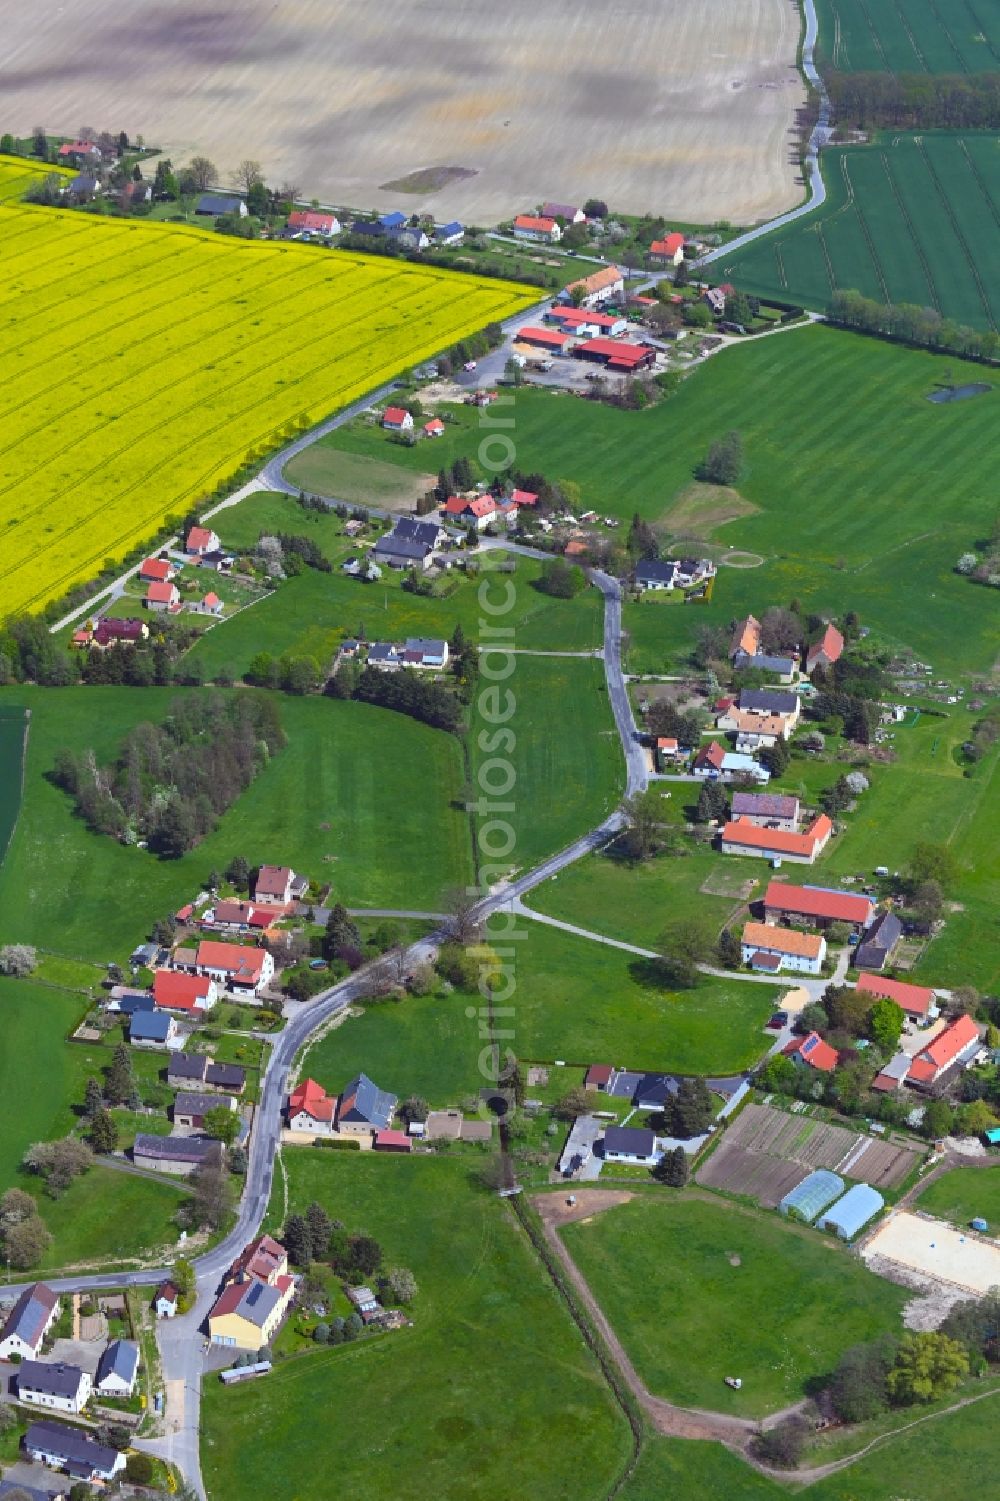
[380,211,406,228]
[129,1010,173,1045]
[336,1073,397,1132]
[96,1339,139,1396]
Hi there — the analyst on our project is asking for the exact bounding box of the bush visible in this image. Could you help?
[313,1137,361,1151]
[750,1413,810,1468]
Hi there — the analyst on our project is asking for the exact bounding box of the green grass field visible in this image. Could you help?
[201,1153,631,1501]
[0,688,471,962]
[312,330,1000,676]
[30,1162,187,1272]
[302,987,485,1107]
[722,135,1000,329]
[469,655,623,877]
[916,1164,1000,1228]
[507,923,779,1073]
[283,444,434,506]
[562,1194,907,1416]
[810,1390,1000,1499]
[816,0,1000,73]
[618,1439,780,1501]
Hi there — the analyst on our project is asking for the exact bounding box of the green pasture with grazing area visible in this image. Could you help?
[187,547,602,681]
[29,1162,187,1273]
[815,0,1000,73]
[916,1164,1000,1229]
[470,655,623,876]
[302,988,484,1107]
[722,135,1000,330]
[0,687,471,962]
[618,1439,780,1501]
[563,1194,907,1416]
[507,922,779,1073]
[528,845,756,950]
[312,329,1000,676]
[202,1153,631,1501]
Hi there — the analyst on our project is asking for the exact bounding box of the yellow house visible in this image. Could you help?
[208,1275,295,1349]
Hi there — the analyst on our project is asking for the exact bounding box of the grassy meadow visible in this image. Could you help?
[916,1164,1000,1229]
[202,1153,631,1501]
[562,1193,907,1416]
[313,328,1000,676]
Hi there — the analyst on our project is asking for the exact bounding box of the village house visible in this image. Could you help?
[229,1234,289,1287]
[204,899,271,933]
[741,920,826,975]
[367,638,449,671]
[806,623,845,673]
[133,1134,220,1176]
[720,753,770,784]
[512,214,561,242]
[424,417,445,438]
[732,650,799,684]
[336,1073,397,1136]
[154,969,218,1015]
[382,406,414,433]
[373,1128,412,1152]
[16,1360,90,1415]
[288,1077,336,1134]
[208,1234,295,1349]
[77,617,150,650]
[545,305,629,337]
[373,516,441,571]
[154,1283,179,1318]
[692,741,726,778]
[720,814,833,864]
[602,1125,662,1167]
[564,264,625,308]
[764,880,874,929]
[857,972,936,1025]
[196,193,247,217]
[719,688,801,735]
[58,139,102,164]
[726,710,791,751]
[541,200,586,223]
[287,209,341,237]
[649,232,685,266]
[730,614,761,658]
[783,1031,839,1072]
[186,525,221,556]
[0,1285,60,1361]
[435,220,464,245]
[731,792,800,830]
[139,556,175,584]
[873,1013,981,1093]
[67,173,102,201]
[193,941,274,997]
[129,1009,178,1048]
[443,494,497,529]
[145,580,180,612]
[95,1340,139,1398]
[195,591,224,617]
[173,1090,237,1130]
[23,1421,125,1484]
[703,285,730,316]
[168,1052,246,1095]
[634,560,677,592]
[853,908,904,970]
[253,863,306,908]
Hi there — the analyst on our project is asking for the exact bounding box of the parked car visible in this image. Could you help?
[767,1011,788,1031]
[464,361,477,371]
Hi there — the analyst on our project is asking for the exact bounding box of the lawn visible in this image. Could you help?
[469,655,623,877]
[0,179,536,615]
[187,544,602,681]
[302,987,485,1107]
[916,1165,1000,1230]
[722,134,1000,330]
[201,1153,631,1501]
[618,1439,781,1501]
[527,845,754,950]
[503,923,780,1073]
[311,329,1000,676]
[283,445,434,507]
[562,1193,908,1417]
[28,1161,188,1273]
[0,687,472,962]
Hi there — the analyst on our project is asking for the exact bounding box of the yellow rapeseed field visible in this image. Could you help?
[0,161,537,616]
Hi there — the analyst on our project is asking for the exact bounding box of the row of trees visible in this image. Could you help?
[50,691,285,855]
[827,290,1000,362]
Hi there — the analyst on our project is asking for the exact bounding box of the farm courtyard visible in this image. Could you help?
[0,0,804,224]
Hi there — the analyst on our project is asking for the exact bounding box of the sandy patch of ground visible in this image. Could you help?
[533,1187,633,1229]
[863,1211,1000,1296]
[661,482,760,538]
[1,0,805,223]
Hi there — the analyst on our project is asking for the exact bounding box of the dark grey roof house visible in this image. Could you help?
[634,560,677,589]
[24,1420,125,1481]
[132,1134,219,1174]
[0,1283,60,1358]
[602,1125,658,1161]
[733,651,798,677]
[633,1073,678,1110]
[373,526,433,569]
[738,688,799,716]
[393,516,444,548]
[731,791,799,821]
[18,1359,88,1402]
[95,1338,139,1395]
[196,193,247,216]
[854,909,904,970]
[129,1010,173,1044]
[336,1072,397,1131]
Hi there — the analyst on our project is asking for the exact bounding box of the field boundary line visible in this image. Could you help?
[815,221,838,295]
[877,150,941,311]
[841,155,891,302]
[914,138,995,329]
[855,0,893,70]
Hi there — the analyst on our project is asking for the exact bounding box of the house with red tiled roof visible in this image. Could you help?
[649,232,685,266]
[442,494,496,529]
[764,881,874,928]
[288,1077,336,1134]
[513,214,561,242]
[783,1031,838,1073]
[564,264,625,308]
[874,1013,981,1093]
[208,1273,295,1349]
[423,417,445,438]
[511,489,539,508]
[186,526,220,556]
[516,325,571,354]
[730,614,761,659]
[153,970,217,1015]
[856,972,936,1022]
[140,557,175,583]
[253,864,303,907]
[806,623,845,673]
[585,1064,614,1091]
[205,900,270,932]
[228,1234,288,1287]
[374,1129,412,1152]
[287,209,340,237]
[196,591,223,616]
[382,406,413,432]
[692,741,726,777]
[194,941,274,996]
[741,922,826,975]
[721,814,833,865]
[145,581,180,611]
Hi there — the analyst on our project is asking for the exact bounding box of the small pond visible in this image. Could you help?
[926,382,991,403]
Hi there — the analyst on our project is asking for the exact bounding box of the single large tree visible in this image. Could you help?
[187,155,216,190]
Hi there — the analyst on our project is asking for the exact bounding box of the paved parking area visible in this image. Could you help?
[49,1336,103,1375]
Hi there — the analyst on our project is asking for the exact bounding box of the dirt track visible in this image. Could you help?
[1,0,805,223]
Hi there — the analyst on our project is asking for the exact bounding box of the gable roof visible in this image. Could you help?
[854,908,903,961]
[514,214,558,232]
[783,1031,838,1071]
[230,1233,287,1283]
[541,201,580,219]
[635,559,677,585]
[738,687,798,716]
[383,405,410,424]
[912,1013,980,1074]
[146,580,178,604]
[25,1420,120,1474]
[288,210,338,232]
[603,1125,656,1156]
[807,622,845,668]
[732,792,799,820]
[392,517,442,546]
[197,193,245,214]
[129,1010,173,1041]
[133,1133,219,1163]
[289,1076,335,1121]
[337,1072,396,1129]
[764,880,872,924]
[730,614,761,657]
[140,557,172,580]
[155,1281,179,1305]
[174,1090,228,1117]
[0,1285,58,1351]
[742,921,824,960]
[723,815,832,857]
[18,1360,85,1399]
[195,941,266,983]
[650,232,685,255]
[210,1277,285,1329]
[96,1339,138,1388]
[567,264,624,297]
[856,972,934,1017]
[187,525,215,550]
[693,740,726,770]
[154,969,212,1011]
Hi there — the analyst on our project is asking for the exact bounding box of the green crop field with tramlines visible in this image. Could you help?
[816,0,1000,74]
[722,132,1000,328]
